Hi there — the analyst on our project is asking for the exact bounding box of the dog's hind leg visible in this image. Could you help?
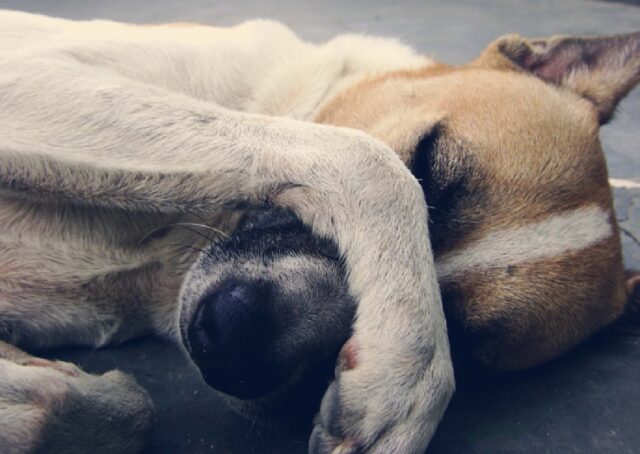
[0,223,173,452]
[0,224,168,453]
[0,340,154,454]
[0,228,178,351]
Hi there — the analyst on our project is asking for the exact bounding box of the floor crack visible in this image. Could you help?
[621,227,640,248]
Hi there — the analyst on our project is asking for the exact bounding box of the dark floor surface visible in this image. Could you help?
[1,1,639,453]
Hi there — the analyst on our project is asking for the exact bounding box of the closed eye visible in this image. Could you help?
[409,125,442,198]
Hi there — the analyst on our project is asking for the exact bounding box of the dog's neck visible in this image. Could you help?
[245,33,432,120]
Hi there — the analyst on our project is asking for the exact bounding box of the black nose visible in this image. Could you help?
[187,279,283,399]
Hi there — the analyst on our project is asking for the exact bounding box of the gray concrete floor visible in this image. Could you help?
[1,1,639,452]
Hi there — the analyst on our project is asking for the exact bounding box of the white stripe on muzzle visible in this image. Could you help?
[435,205,613,281]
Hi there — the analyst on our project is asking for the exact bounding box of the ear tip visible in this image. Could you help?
[495,33,526,49]
[495,34,532,61]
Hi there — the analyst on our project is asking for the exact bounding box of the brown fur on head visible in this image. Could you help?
[316,31,640,370]
[483,32,640,124]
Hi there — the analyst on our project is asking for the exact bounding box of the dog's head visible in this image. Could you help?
[177,31,640,415]
[316,31,640,369]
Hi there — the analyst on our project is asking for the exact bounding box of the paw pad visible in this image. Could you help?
[337,338,358,372]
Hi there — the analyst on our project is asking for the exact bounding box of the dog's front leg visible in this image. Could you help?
[0,55,454,452]
[285,164,455,454]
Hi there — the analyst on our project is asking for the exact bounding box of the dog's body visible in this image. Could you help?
[0,10,639,453]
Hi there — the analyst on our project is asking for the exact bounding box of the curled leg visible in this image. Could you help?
[0,341,154,454]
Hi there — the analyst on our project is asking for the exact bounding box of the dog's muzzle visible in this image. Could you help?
[180,209,355,402]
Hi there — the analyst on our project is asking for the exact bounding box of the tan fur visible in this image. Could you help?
[316,53,629,370]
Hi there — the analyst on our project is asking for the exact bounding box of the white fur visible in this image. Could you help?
[0,10,452,454]
[0,11,429,120]
[436,205,613,281]
[0,356,153,453]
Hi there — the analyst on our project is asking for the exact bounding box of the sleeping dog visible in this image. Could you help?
[0,10,639,453]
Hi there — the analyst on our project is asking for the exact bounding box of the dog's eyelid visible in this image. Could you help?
[410,124,443,188]
[416,124,443,152]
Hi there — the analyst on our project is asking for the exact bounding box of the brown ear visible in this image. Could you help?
[478,31,640,124]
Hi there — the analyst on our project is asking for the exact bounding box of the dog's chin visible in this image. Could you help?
[215,355,337,427]
[178,208,355,423]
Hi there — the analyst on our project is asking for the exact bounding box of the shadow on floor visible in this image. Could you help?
[47,323,640,453]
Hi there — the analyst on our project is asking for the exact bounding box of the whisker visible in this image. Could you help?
[138,222,228,245]
[179,225,217,243]
[163,254,196,267]
[171,222,229,238]
[188,208,236,236]
[188,209,222,229]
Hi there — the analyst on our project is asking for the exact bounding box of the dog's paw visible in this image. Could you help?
[0,358,154,454]
[309,338,454,454]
